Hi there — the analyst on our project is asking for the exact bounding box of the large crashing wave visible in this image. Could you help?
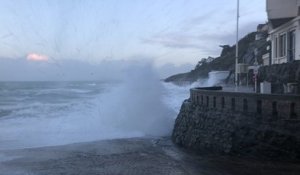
[0,62,227,150]
[0,63,176,150]
[98,63,175,137]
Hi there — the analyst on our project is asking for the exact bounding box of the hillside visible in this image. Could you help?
[165,31,269,84]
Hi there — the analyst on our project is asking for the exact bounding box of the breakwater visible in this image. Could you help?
[172,88,300,160]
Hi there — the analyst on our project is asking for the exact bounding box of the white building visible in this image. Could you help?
[267,0,300,64]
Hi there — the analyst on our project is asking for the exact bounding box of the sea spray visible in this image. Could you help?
[98,63,175,136]
[191,71,230,87]
[0,63,176,150]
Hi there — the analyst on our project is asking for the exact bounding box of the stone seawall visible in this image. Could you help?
[172,89,300,160]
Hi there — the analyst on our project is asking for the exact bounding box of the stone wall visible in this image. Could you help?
[172,89,300,160]
[258,60,300,94]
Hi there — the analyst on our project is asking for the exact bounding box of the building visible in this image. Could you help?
[256,23,268,41]
[267,0,300,64]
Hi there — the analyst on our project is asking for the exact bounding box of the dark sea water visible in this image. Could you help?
[0,81,108,119]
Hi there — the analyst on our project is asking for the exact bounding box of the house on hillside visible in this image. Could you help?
[256,24,268,41]
[266,0,300,64]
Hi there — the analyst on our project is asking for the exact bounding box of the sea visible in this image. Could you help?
[0,81,191,150]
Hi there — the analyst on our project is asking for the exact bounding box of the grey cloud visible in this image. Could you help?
[1,32,14,39]
[197,21,261,45]
[142,33,201,49]
[141,31,223,56]
[181,11,216,31]
[0,57,192,81]
[0,58,127,81]
[142,16,262,57]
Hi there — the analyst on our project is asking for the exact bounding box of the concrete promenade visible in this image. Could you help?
[1,137,300,175]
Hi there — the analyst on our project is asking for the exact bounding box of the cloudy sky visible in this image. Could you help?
[0,0,266,80]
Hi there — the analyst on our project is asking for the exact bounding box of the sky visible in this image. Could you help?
[0,0,267,80]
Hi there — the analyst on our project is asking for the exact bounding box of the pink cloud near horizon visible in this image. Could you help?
[27,53,49,62]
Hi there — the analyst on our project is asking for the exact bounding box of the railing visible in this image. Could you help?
[272,56,287,64]
[190,88,300,120]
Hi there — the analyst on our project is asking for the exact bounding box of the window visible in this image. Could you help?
[288,30,296,61]
[275,36,278,58]
[279,33,287,57]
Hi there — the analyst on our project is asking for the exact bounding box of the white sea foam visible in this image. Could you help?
[162,83,191,114]
[191,70,229,87]
[0,63,182,150]
[0,68,230,150]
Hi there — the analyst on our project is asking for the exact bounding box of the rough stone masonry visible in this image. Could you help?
[172,90,300,160]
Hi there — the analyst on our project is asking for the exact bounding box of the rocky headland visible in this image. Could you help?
[165,31,269,85]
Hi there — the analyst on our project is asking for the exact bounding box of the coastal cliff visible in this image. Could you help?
[165,31,269,84]
[172,89,300,160]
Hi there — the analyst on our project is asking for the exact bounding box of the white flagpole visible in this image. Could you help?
[235,0,240,87]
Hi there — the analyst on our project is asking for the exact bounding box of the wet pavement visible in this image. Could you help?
[0,137,299,175]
